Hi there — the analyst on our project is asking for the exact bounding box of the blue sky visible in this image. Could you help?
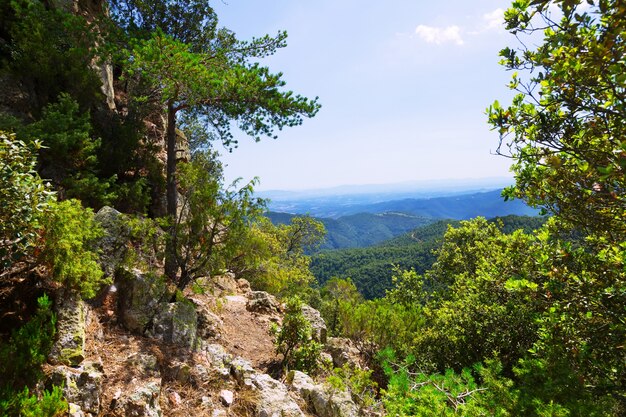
[213,1,518,191]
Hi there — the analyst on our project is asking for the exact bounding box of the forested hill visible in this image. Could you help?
[268,189,538,250]
[311,215,547,299]
[267,211,433,250]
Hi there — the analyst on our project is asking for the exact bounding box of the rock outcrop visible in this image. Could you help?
[246,291,282,314]
[301,304,327,344]
[288,371,359,417]
[48,290,86,366]
[116,268,169,333]
[49,361,103,416]
[148,300,198,348]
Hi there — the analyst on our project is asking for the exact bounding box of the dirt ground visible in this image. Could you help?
[82,283,282,416]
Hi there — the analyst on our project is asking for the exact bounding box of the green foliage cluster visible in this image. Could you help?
[234,215,325,300]
[170,150,265,291]
[326,364,379,413]
[312,216,545,299]
[1,95,117,207]
[0,131,53,270]
[0,295,68,417]
[40,199,109,299]
[271,297,322,373]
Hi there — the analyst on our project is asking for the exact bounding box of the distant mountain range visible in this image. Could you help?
[267,189,538,250]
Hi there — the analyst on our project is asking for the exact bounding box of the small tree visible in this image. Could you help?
[272,297,322,373]
[171,150,264,291]
[119,3,320,277]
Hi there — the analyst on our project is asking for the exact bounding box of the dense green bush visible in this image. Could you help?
[271,297,322,373]
[0,294,67,417]
[40,199,108,299]
[0,131,53,270]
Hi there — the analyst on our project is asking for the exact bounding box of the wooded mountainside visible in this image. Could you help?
[1,0,626,416]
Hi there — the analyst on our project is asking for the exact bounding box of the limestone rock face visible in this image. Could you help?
[301,304,327,344]
[113,380,162,417]
[246,291,281,315]
[117,268,169,334]
[94,206,127,277]
[326,337,362,369]
[213,273,239,295]
[48,290,86,366]
[192,300,223,340]
[237,278,252,295]
[287,371,359,417]
[49,361,103,415]
[250,373,305,417]
[148,301,198,348]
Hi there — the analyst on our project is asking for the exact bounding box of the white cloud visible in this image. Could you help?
[483,8,504,31]
[414,25,464,45]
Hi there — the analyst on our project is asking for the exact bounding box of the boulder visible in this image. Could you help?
[325,338,362,369]
[237,278,252,294]
[94,206,127,277]
[301,305,327,344]
[113,380,162,417]
[230,357,255,387]
[246,291,281,315]
[203,343,233,378]
[213,273,239,294]
[148,301,198,348]
[193,300,223,340]
[219,389,234,407]
[48,290,86,366]
[287,371,359,417]
[116,268,169,334]
[49,361,103,415]
[250,373,305,417]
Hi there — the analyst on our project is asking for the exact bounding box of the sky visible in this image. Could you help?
[212,0,518,191]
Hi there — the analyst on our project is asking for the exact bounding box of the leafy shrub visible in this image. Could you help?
[0,131,53,270]
[326,364,379,413]
[271,297,322,373]
[0,294,67,417]
[8,386,67,417]
[39,199,108,299]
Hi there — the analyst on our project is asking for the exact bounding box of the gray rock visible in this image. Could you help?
[49,361,103,415]
[48,290,86,366]
[326,338,361,369]
[116,268,169,334]
[287,371,359,417]
[148,301,198,348]
[302,305,327,344]
[68,403,85,417]
[230,357,255,387]
[214,273,239,294]
[166,361,192,384]
[193,301,223,340]
[203,343,233,378]
[219,389,234,406]
[94,206,127,277]
[250,373,305,417]
[127,353,160,378]
[95,207,164,276]
[246,291,281,314]
[114,380,162,417]
[237,278,252,294]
